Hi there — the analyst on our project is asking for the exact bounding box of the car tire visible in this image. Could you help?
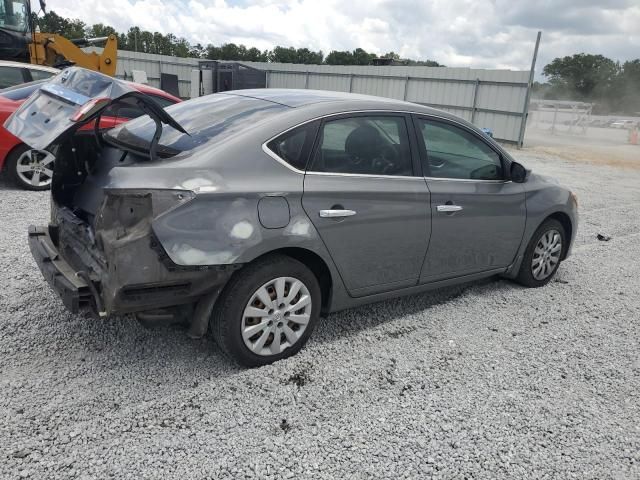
[210,254,321,367]
[6,143,55,191]
[515,218,566,288]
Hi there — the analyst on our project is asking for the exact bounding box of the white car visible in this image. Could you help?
[610,120,636,129]
[0,60,59,89]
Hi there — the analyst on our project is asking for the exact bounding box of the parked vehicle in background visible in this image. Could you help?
[0,78,181,190]
[6,68,578,367]
[0,60,58,88]
[610,120,636,129]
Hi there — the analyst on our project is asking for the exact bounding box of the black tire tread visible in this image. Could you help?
[210,254,321,367]
[515,218,565,288]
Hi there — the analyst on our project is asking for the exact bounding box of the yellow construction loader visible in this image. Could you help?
[0,0,117,76]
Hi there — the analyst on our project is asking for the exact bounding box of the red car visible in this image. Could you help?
[0,79,181,190]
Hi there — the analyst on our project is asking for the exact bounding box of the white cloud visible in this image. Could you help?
[46,0,640,76]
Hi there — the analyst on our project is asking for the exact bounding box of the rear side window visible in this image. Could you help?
[28,69,55,81]
[310,116,413,176]
[0,66,25,88]
[266,123,317,171]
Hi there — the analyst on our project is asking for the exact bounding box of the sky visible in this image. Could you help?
[45,0,640,77]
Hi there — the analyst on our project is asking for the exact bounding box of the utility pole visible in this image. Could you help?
[517,31,542,148]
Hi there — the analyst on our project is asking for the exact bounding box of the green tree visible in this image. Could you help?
[244,47,267,62]
[325,50,354,65]
[36,10,86,39]
[612,59,640,114]
[86,23,117,38]
[269,46,298,63]
[542,53,619,100]
[294,47,323,64]
[352,48,375,65]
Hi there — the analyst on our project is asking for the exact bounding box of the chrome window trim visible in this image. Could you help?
[261,109,511,180]
[306,171,425,181]
[424,176,512,184]
[262,143,306,174]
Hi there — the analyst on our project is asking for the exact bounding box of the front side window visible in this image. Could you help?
[418,119,503,180]
[310,116,413,176]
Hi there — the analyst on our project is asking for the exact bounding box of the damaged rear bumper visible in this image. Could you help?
[29,225,93,313]
[28,223,236,317]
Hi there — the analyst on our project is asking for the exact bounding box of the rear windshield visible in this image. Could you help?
[104,94,287,154]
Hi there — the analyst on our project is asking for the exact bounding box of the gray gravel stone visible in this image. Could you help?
[1,150,639,479]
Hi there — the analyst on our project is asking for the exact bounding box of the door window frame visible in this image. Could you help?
[411,114,511,183]
[307,112,421,179]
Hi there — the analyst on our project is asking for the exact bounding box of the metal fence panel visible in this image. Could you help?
[307,74,350,92]
[85,49,532,144]
[247,62,531,144]
[351,75,406,100]
[86,47,199,98]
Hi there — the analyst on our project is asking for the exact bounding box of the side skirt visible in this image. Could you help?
[328,267,507,313]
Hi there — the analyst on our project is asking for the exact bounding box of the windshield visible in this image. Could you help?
[0,0,29,32]
[104,94,287,155]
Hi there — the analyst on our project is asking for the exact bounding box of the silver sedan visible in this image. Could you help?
[7,68,578,367]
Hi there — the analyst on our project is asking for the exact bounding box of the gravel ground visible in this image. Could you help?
[1,150,639,479]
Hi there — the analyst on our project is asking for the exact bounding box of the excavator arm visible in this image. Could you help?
[28,33,118,77]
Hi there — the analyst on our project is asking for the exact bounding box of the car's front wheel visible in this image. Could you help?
[211,254,321,367]
[515,218,566,287]
[6,144,55,191]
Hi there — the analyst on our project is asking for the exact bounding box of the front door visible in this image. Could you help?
[302,113,431,297]
[413,116,526,282]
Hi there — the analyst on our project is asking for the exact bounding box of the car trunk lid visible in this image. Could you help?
[3,66,186,152]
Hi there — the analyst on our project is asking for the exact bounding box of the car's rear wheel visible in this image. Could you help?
[210,254,321,367]
[515,218,565,287]
[6,143,55,191]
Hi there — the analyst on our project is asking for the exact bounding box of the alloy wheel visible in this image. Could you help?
[241,276,312,356]
[531,229,562,280]
[15,149,55,188]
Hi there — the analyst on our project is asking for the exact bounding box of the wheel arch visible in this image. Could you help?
[248,247,334,315]
[1,141,27,172]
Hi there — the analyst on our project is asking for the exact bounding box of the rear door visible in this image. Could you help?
[413,115,526,282]
[301,113,431,297]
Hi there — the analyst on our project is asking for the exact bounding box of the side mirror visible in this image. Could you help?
[510,161,529,183]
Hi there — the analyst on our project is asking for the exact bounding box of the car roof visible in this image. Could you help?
[0,60,59,73]
[224,88,455,118]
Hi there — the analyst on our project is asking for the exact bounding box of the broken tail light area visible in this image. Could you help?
[70,97,112,122]
[51,188,220,316]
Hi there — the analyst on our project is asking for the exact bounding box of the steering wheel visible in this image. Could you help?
[372,145,399,174]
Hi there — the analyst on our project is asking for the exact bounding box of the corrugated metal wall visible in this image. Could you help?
[85,47,199,99]
[241,62,531,144]
[86,48,531,144]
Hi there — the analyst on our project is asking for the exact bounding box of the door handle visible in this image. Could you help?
[319,209,357,218]
[437,205,463,213]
